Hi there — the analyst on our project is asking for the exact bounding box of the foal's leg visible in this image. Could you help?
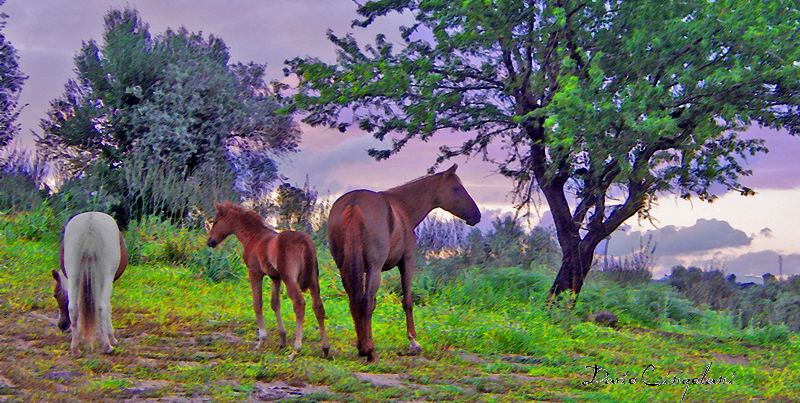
[309,280,330,357]
[269,277,287,349]
[283,279,306,360]
[399,257,422,354]
[248,271,269,349]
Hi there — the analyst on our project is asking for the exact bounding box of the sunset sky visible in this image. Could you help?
[5,0,800,280]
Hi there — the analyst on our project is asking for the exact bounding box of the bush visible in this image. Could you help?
[0,202,61,243]
[577,279,703,328]
[0,147,48,211]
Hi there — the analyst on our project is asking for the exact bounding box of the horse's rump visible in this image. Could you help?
[63,213,121,344]
[275,231,318,292]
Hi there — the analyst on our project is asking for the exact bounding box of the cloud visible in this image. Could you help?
[607,218,752,257]
[278,132,384,192]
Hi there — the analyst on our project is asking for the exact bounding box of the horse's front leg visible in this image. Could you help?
[399,257,422,355]
[248,271,268,349]
[269,277,287,349]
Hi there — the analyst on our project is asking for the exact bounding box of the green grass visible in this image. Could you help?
[1,207,799,402]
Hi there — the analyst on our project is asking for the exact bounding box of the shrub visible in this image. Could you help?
[0,146,48,211]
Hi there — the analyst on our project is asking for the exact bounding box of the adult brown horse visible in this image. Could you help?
[206,201,329,359]
[328,164,480,362]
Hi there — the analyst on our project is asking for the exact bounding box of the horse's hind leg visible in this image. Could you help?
[68,301,81,357]
[269,277,287,349]
[98,304,114,354]
[283,279,305,360]
[99,281,115,354]
[249,272,270,349]
[309,281,329,357]
[399,258,422,354]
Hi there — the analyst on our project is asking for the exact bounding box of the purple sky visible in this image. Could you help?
[5,1,800,279]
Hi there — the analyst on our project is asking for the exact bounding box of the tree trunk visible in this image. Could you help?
[547,240,594,303]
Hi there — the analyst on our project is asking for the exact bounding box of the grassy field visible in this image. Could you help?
[1,207,798,402]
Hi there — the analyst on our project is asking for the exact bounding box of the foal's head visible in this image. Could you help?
[206,201,236,248]
[435,164,481,226]
[51,269,71,333]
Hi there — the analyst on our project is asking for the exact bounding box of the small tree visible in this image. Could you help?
[37,7,299,221]
[286,0,800,301]
[0,0,27,147]
[275,178,318,232]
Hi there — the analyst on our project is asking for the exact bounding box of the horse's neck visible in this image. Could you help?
[382,176,438,229]
[230,213,274,246]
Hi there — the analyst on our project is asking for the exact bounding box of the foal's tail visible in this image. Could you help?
[298,234,318,292]
[340,205,368,309]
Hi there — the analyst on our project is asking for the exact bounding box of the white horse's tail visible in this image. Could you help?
[64,212,121,348]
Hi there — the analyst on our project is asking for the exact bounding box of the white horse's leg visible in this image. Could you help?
[68,299,81,357]
[99,277,115,354]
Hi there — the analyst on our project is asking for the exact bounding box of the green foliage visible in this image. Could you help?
[577,278,703,328]
[37,7,299,223]
[0,201,61,243]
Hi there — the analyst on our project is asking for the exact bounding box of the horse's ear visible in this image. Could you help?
[445,164,458,175]
[51,269,60,281]
[214,201,221,209]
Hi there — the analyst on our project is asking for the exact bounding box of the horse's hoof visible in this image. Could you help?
[102,346,114,355]
[322,346,330,358]
[361,350,377,363]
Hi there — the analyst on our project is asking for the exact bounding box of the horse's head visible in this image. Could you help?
[435,164,481,226]
[206,201,234,248]
[51,269,71,333]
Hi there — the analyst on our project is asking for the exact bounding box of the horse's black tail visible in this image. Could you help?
[340,206,368,312]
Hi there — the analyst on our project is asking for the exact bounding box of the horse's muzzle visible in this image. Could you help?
[466,213,481,226]
[206,238,218,248]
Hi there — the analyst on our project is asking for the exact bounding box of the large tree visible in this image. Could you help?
[38,8,299,219]
[0,0,27,148]
[286,0,800,300]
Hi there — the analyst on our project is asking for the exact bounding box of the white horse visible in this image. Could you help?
[51,212,128,357]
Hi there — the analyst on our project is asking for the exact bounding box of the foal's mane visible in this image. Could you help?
[222,202,275,231]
